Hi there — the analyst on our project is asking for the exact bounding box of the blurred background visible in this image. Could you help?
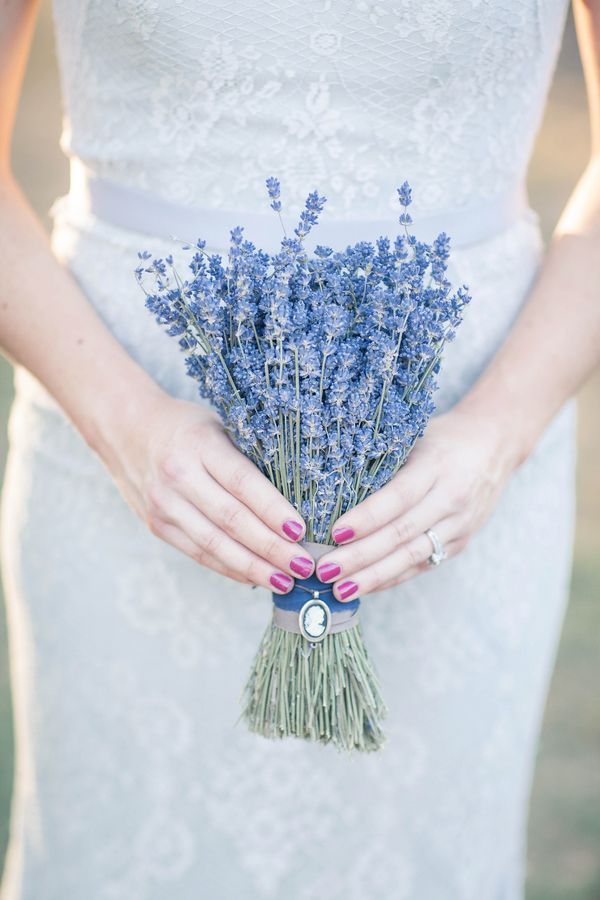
[0,3,599,898]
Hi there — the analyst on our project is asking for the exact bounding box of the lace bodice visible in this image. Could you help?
[50,0,570,220]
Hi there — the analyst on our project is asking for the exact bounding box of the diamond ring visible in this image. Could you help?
[425,528,447,566]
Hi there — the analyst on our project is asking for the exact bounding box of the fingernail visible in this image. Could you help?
[317,562,341,582]
[290,556,314,578]
[332,527,355,544]
[270,572,294,593]
[337,580,358,601]
[282,519,304,541]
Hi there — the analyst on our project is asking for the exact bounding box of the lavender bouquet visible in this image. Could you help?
[135,179,470,752]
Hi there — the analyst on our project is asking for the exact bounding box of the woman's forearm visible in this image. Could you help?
[0,171,317,587]
[0,171,167,460]
[455,155,600,466]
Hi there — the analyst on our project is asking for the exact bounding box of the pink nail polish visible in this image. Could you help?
[270,572,293,593]
[282,519,304,541]
[317,562,342,582]
[332,526,355,544]
[290,556,314,578]
[337,580,358,601]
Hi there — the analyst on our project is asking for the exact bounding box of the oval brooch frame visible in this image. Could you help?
[298,596,331,643]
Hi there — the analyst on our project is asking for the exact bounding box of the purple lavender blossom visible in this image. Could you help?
[136,179,470,542]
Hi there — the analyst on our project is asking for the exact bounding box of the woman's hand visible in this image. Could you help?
[104,391,313,593]
[316,408,522,600]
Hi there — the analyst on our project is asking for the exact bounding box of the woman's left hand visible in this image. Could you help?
[316,408,522,601]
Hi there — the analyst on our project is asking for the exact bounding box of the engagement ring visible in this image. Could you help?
[425,529,447,566]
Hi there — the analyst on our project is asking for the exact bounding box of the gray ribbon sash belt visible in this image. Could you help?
[59,157,535,254]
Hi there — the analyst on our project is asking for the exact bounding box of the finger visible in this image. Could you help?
[376,563,428,589]
[179,469,315,578]
[330,454,436,544]
[331,518,458,601]
[375,535,468,590]
[315,488,448,583]
[203,430,306,543]
[157,494,297,594]
[153,521,252,584]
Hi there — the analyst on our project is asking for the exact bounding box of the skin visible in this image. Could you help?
[1,1,599,601]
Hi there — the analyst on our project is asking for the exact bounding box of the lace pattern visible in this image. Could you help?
[50,0,569,216]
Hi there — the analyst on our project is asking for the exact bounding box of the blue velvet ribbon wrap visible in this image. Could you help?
[272,571,360,615]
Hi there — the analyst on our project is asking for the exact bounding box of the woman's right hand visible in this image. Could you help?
[103,390,313,593]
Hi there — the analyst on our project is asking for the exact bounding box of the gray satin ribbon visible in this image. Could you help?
[272,606,359,635]
[59,157,536,254]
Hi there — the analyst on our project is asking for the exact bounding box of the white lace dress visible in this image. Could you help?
[0,2,578,898]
